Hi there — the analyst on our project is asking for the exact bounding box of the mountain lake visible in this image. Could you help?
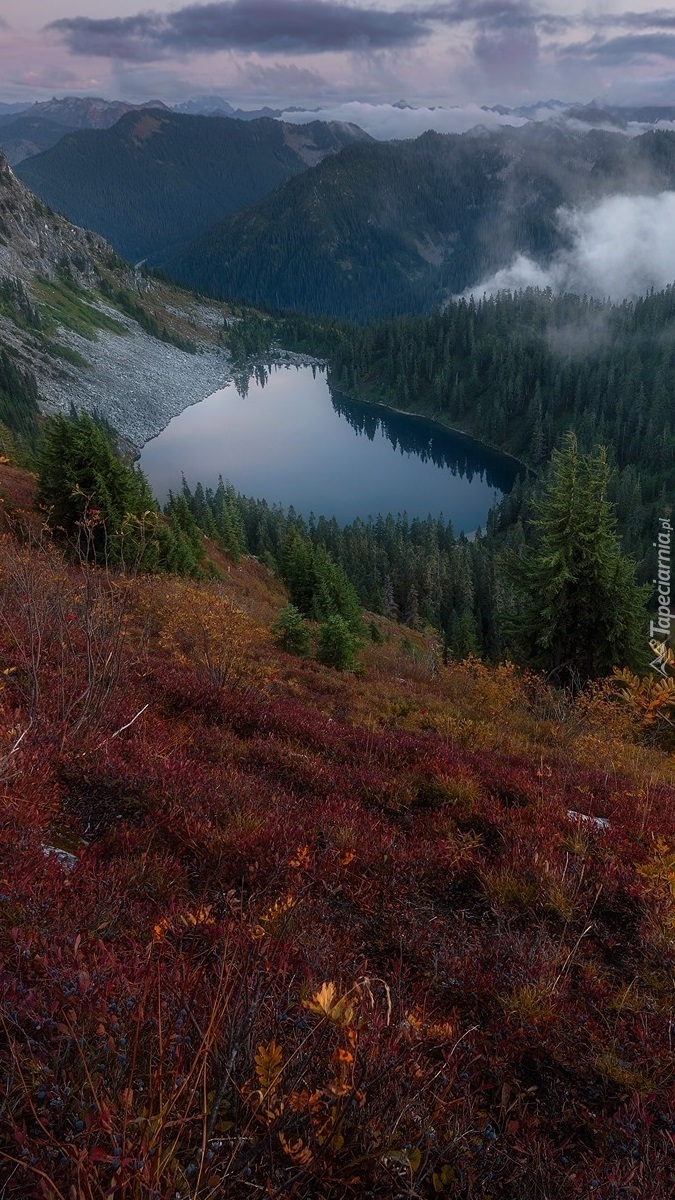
[139,363,522,532]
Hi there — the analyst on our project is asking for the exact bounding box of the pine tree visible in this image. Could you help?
[272,604,312,656]
[38,411,201,575]
[382,574,398,619]
[316,614,359,671]
[505,432,649,683]
[38,411,154,565]
[281,529,317,616]
[449,609,479,660]
[404,583,419,629]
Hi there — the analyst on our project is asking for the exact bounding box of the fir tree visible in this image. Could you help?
[272,604,311,656]
[505,432,649,683]
[38,411,154,565]
[38,411,201,575]
[316,614,359,671]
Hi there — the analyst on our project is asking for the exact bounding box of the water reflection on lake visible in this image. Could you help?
[139,364,521,532]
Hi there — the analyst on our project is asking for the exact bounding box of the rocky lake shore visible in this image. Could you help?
[44,318,235,450]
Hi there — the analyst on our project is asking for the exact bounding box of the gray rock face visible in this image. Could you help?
[42,844,78,872]
[45,316,234,449]
[0,150,234,448]
[0,152,108,286]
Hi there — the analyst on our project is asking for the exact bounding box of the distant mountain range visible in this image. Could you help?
[0,102,32,116]
[0,95,318,167]
[0,97,171,165]
[8,92,675,322]
[160,124,675,320]
[479,98,675,129]
[16,109,372,263]
[172,95,290,121]
[0,115,72,167]
[4,92,675,168]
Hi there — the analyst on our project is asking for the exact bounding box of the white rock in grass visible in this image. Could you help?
[42,844,78,872]
[567,810,610,831]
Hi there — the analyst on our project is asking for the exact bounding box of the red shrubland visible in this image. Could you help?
[1,466,675,1198]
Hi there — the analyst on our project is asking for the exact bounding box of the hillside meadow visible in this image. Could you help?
[1,462,675,1199]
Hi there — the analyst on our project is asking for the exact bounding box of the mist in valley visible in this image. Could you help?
[465,191,675,303]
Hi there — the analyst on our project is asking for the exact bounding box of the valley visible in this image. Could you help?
[161,124,675,318]
[1,64,675,1199]
[12,102,675,324]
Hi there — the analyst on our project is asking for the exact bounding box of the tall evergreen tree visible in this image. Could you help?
[316,614,359,671]
[38,411,152,564]
[505,433,649,683]
[37,411,202,575]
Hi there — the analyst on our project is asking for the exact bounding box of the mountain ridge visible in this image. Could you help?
[15,109,372,262]
[161,123,675,320]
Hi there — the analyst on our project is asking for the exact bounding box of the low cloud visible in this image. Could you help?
[464,193,675,301]
[280,101,527,139]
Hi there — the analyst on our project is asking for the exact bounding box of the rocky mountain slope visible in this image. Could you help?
[161,123,675,320]
[0,151,235,449]
[16,110,372,262]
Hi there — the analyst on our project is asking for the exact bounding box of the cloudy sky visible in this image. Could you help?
[3,1,675,109]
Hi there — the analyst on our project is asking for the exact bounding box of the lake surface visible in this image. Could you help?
[139,364,521,531]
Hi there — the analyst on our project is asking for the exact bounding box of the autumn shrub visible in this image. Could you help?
[0,527,137,736]
[614,641,675,747]
[636,836,675,935]
[3,493,675,1197]
[145,577,269,693]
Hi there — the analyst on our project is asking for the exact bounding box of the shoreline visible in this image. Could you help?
[254,355,533,476]
[359,397,533,475]
[322,376,534,476]
[53,323,532,485]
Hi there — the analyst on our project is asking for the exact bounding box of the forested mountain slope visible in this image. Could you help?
[224,280,675,582]
[163,125,675,319]
[0,97,172,166]
[16,110,372,262]
[319,286,675,517]
[0,115,72,167]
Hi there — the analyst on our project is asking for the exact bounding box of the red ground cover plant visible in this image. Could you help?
[1,485,675,1198]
